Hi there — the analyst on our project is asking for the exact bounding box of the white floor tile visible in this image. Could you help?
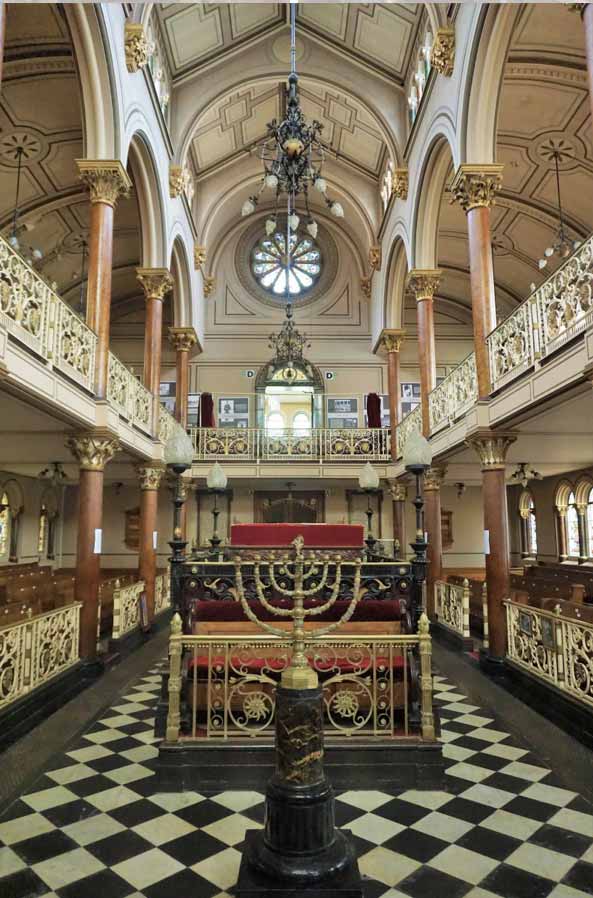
[548,884,593,898]
[522,783,578,808]
[442,743,477,762]
[458,784,515,809]
[63,813,125,846]
[104,763,153,785]
[506,842,575,881]
[0,846,26,877]
[211,791,264,812]
[434,692,467,702]
[398,790,453,810]
[83,728,125,745]
[481,743,527,761]
[133,813,195,846]
[481,809,543,841]
[120,745,158,763]
[148,792,206,812]
[446,762,493,784]
[66,744,113,763]
[358,847,420,887]
[441,702,478,713]
[202,813,262,846]
[438,729,464,744]
[23,786,76,812]
[338,790,392,812]
[549,807,593,837]
[113,848,184,890]
[411,810,473,843]
[47,763,96,785]
[111,703,148,714]
[86,785,140,812]
[0,812,55,845]
[465,727,510,744]
[346,812,404,845]
[428,844,498,884]
[500,761,551,783]
[454,714,494,727]
[192,847,242,890]
[32,848,104,890]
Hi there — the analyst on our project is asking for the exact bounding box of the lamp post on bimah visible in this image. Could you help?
[165,427,193,619]
[235,536,364,896]
[403,430,433,630]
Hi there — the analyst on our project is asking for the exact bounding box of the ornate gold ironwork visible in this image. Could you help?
[392,168,408,201]
[125,23,149,73]
[76,160,131,207]
[137,268,174,302]
[169,326,198,353]
[466,430,516,470]
[450,164,504,213]
[66,432,119,472]
[406,269,442,302]
[431,27,455,77]
[234,536,363,689]
[428,351,477,434]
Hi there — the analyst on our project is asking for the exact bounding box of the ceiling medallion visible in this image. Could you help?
[0,129,47,165]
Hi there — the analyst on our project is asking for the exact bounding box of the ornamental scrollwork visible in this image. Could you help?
[57,305,93,380]
[537,239,593,351]
[137,268,174,302]
[76,160,132,207]
[137,465,164,491]
[466,431,516,470]
[450,165,504,213]
[406,269,442,302]
[66,433,119,471]
[488,303,532,388]
[430,27,455,77]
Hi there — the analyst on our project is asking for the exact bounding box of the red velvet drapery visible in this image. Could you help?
[366,392,382,428]
[200,392,215,427]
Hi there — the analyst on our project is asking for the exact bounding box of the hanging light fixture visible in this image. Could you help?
[8,145,43,266]
[537,148,580,273]
[510,463,542,489]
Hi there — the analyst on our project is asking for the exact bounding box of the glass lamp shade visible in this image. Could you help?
[358,462,380,491]
[206,461,228,490]
[403,430,433,470]
[164,427,194,468]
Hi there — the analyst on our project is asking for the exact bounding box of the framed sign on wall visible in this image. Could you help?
[326,397,359,429]
[218,396,249,429]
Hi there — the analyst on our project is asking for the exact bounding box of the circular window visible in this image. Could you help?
[251,231,322,297]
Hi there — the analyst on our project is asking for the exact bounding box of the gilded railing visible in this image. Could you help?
[396,405,421,458]
[158,404,184,445]
[487,293,539,392]
[155,572,171,615]
[190,427,391,462]
[435,579,470,639]
[107,354,152,433]
[165,627,434,742]
[112,580,145,640]
[505,600,593,708]
[429,353,477,434]
[0,603,81,710]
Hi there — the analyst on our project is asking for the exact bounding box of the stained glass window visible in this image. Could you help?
[38,505,48,556]
[252,232,321,297]
[587,489,593,558]
[567,491,580,557]
[527,498,538,556]
[0,492,9,558]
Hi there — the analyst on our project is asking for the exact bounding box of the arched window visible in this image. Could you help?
[38,504,48,557]
[519,490,537,559]
[292,411,311,435]
[266,411,285,434]
[252,231,321,297]
[0,492,9,559]
[567,491,580,558]
[587,488,593,560]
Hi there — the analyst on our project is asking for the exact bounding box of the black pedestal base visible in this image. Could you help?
[479,647,506,677]
[236,831,363,898]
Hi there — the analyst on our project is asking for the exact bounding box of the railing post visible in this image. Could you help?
[166,612,183,742]
[482,582,489,649]
[418,612,435,740]
[554,606,565,686]
[462,577,470,639]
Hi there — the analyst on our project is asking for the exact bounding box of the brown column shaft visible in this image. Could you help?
[138,488,158,621]
[144,296,163,397]
[392,499,405,555]
[417,297,436,437]
[175,349,189,426]
[483,467,511,658]
[557,511,568,561]
[467,205,496,398]
[87,202,114,398]
[520,515,529,560]
[75,470,104,659]
[387,350,400,460]
[0,1,7,91]
[583,5,593,125]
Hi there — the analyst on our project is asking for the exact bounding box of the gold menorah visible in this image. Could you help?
[233,535,363,690]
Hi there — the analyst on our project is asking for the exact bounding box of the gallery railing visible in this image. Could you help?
[165,628,434,742]
[505,599,593,710]
[190,427,391,462]
[111,580,145,640]
[0,603,81,710]
[158,404,186,446]
[395,405,421,457]
[107,354,153,435]
[434,579,470,640]
[428,353,478,435]
[155,572,171,615]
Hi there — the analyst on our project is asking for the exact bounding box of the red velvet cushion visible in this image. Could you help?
[192,598,403,622]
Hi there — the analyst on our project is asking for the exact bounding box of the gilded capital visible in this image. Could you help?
[169,326,198,353]
[125,23,149,73]
[76,160,132,207]
[361,275,372,299]
[170,164,194,201]
[203,275,215,298]
[137,268,174,302]
[466,431,516,471]
[431,27,455,77]
[450,164,504,213]
[389,481,408,502]
[66,433,119,471]
[369,246,382,272]
[393,168,408,201]
[137,464,165,491]
[406,269,441,302]
[424,464,447,492]
[194,244,207,271]
[374,328,405,355]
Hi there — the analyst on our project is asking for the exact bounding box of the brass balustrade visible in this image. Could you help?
[395,405,421,458]
[434,579,470,639]
[190,427,391,462]
[111,580,145,640]
[428,353,478,434]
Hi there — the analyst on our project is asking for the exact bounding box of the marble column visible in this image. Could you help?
[137,465,164,622]
[66,433,119,660]
[424,465,446,618]
[557,507,569,562]
[406,270,441,437]
[389,480,408,559]
[0,1,6,92]
[577,504,588,563]
[467,431,516,663]
[451,165,504,400]
[168,327,198,426]
[76,161,131,399]
[375,329,405,460]
[137,268,174,436]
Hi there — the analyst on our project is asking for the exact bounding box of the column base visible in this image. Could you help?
[478,648,506,678]
[237,830,362,898]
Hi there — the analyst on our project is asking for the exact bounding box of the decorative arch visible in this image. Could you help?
[0,478,25,514]
[410,131,455,270]
[383,236,410,331]
[555,479,581,562]
[554,480,574,511]
[574,476,593,509]
[126,131,167,268]
[518,489,537,561]
[169,236,192,328]
[0,478,24,564]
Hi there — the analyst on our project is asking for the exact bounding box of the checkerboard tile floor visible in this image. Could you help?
[1,666,593,898]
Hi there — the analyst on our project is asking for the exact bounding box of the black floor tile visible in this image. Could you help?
[115,722,153,736]
[372,798,430,827]
[42,800,99,827]
[160,830,225,867]
[452,736,504,753]
[143,868,221,898]
[0,801,39,824]
[485,772,533,794]
[56,868,134,898]
[440,797,494,825]
[333,800,365,828]
[362,879,390,898]
[108,799,167,828]
[66,774,115,798]
[87,830,153,866]
[176,799,234,828]
[0,867,50,898]
[242,801,266,825]
[502,797,559,823]
[122,776,155,797]
[561,860,593,895]
[457,825,521,861]
[84,755,134,774]
[100,738,142,754]
[480,862,555,898]
[382,828,448,863]
[398,864,471,898]
[12,830,78,865]
[528,823,592,858]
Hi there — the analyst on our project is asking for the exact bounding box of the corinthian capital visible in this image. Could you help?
[466,430,516,471]
[393,168,408,201]
[137,464,165,491]
[125,23,149,73]
[137,268,174,302]
[451,165,504,213]
[194,244,207,271]
[169,326,199,353]
[66,432,119,471]
[76,160,132,207]
[374,328,406,355]
[389,481,408,502]
[406,269,441,302]
[424,464,447,492]
[431,27,455,77]
[169,165,194,201]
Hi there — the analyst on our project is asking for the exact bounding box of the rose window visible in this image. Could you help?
[251,232,321,296]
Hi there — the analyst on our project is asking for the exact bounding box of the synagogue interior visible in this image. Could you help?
[1,2,593,897]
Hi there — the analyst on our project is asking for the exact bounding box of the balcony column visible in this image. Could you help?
[137,465,164,623]
[76,161,131,399]
[451,165,504,399]
[406,271,441,437]
[389,480,407,559]
[374,329,405,459]
[577,504,589,563]
[168,327,198,426]
[137,269,174,436]
[467,430,516,665]
[424,465,446,618]
[556,507,569,562]
[66,432,119,660]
